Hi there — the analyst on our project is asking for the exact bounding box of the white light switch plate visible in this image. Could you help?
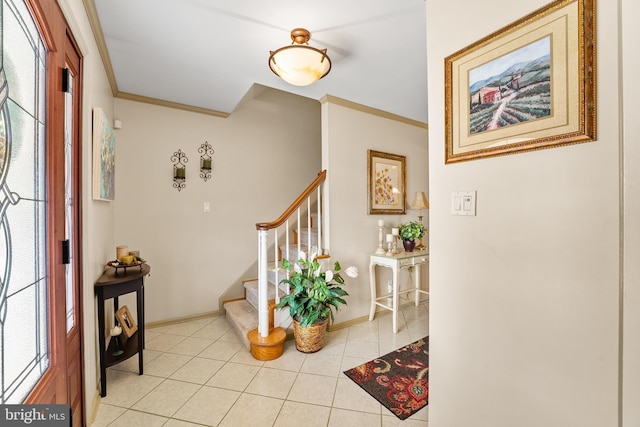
[451,191,476,216]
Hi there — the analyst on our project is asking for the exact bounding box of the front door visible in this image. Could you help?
[0,0,84,424]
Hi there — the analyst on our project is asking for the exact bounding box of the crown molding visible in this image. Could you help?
[321,95,428,129]
[116,92,230,118]
[82,0,118,96]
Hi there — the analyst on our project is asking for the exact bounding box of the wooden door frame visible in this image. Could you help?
[18,0,85,422]
[63,27,85,427]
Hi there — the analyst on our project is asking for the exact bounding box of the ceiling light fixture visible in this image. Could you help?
[269,28,331,86]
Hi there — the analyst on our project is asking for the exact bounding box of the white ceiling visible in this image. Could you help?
[91,0,428,123]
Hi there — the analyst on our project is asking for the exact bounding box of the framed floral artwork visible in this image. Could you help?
[367,150,406,215]
[444,0,596,163]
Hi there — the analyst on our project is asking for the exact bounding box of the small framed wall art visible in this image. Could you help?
[367,150,406,215]
[92,107,116,201]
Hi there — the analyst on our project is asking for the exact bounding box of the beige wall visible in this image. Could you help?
[320,98,429,325]
[112,88,321,323]
[427,1,623,426]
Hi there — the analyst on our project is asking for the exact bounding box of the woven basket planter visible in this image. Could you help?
[292,317,328,353]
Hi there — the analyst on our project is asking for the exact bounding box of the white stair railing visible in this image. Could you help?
[254,170,327,338]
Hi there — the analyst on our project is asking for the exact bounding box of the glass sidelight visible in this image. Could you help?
[0,0,49,403]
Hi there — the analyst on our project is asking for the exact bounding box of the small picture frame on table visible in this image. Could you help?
[115,305,138,338]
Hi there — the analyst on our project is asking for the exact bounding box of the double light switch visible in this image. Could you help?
[451,191,476,216]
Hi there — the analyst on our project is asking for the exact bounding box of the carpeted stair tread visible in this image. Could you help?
[223,299,258,350]
[294,228,320,248]
[278,243,319,263]
[244,279,287,311]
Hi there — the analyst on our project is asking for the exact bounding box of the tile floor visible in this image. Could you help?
[91,302,429,427]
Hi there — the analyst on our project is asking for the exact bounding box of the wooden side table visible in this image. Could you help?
[94,263,150,397]
[369,251,428,333]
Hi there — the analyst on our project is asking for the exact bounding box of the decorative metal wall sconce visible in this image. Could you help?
[171,149,188,191]
[198,141,214,182]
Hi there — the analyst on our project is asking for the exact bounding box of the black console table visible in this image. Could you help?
[95,263,150,397]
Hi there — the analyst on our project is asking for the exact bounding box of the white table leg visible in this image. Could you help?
[369,263,377,321]
[392,265,399,333]
[414,264,421,306]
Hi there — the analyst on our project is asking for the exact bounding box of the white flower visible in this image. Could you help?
[293,263,302,274]
[110,325,122,336]
[345,266,359,278]
[325,270,334,282]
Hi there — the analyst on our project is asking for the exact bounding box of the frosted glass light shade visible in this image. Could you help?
[269,28,331,86]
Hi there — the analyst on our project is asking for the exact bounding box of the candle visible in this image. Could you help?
[392,227,399,236]
[110,325,122,336]
[116,245,128,260]
[378,220,385,227]
[386,234,393,242]
[175,167,185,178]
[202,159,211,170]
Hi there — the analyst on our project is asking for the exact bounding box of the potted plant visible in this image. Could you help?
[398,221,425,252]
[277,254,358,353]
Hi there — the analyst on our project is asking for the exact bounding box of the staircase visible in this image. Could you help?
[223,171,327,359]
[223,246,312,350]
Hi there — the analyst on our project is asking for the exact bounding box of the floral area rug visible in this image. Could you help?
[343,336,428,420]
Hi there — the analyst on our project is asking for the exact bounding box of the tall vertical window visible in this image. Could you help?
[0,0,49,403]
[64,70,74,333]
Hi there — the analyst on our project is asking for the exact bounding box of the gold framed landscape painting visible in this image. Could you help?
[444,0,596,163]
[368,150,406,215]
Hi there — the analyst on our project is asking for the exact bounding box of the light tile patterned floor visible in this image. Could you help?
[91,302,429,427]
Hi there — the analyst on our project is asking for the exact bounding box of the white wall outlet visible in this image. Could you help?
[203,201,211,213]
[451,191,477,216]
[387,280,393,294]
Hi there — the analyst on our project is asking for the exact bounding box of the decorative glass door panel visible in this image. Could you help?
[64,70,74,333]
[0,0,49,403]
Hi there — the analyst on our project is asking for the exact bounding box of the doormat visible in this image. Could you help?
[343,336,428,420]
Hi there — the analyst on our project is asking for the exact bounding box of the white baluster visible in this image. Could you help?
[257,229,269,337]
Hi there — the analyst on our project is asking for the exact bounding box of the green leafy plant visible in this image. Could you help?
[398,221,425,241]
[277,255,358,327]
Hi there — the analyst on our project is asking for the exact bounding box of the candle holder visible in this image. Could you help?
[198,141,214,182]
[112,336,123,356]
[171,149,188,191]
[385,234,394,256]
[375,222,386,254]
[391,227,399,254]
[111,325,124,356]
